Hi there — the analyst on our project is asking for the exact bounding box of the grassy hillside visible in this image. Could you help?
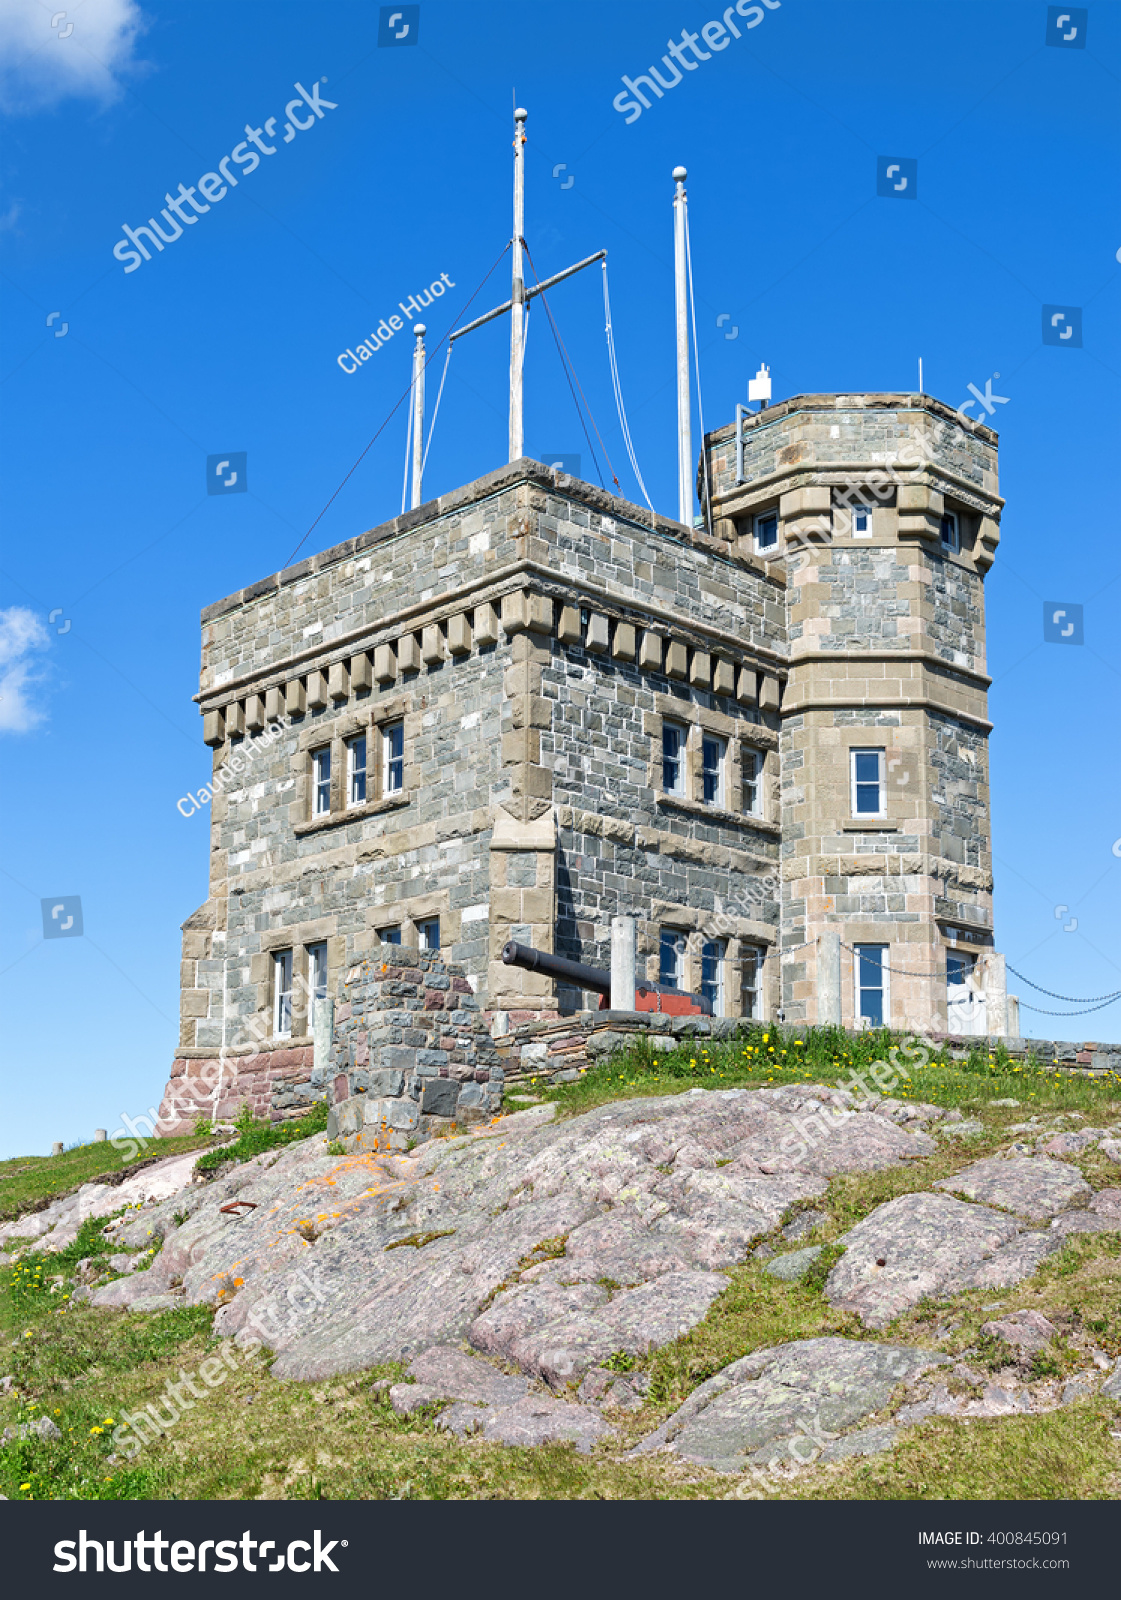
[2,1025,1119,1501]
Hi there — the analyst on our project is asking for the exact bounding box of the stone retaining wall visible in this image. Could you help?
[493,1011,1121,1089]
[326,947,503,1151]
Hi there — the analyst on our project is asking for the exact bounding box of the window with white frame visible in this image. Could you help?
[418,917,440,951]
[850,747,886,817]
[382,721,404,795]
[701,938,726,1016]
[662,721,686,796]
[742,748,763,816]
[307,942,328,1006]
[311,747,331,816]
[754,509,779,553]
[940,510,959,551]
[854,944,889,1028]
[852,503,872,537]
[273,949,293,1037]
[701,734,727,806]
[741,945,763,1019]
[659,929,684,989]
[346,734,367,807]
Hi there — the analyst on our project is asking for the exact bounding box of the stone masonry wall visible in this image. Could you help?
[327,947,502,1151]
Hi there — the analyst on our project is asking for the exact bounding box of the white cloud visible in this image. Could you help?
[0,605,50,732]
[0,0,147,114]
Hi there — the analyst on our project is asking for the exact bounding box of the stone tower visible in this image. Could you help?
[706,391,1005,1036]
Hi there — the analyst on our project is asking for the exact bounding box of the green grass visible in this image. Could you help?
[0,1135,219,1224]
[532,1021,1121,1121]
[193,1101,329,1173]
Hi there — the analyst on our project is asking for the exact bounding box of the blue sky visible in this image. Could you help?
[1,0,1118,1157]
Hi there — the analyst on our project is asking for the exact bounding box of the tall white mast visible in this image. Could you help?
[672,166,692,526]
[509,107,527,462]
[410,323,426,509]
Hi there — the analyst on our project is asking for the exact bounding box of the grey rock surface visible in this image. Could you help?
[476,1393,613,1452]
[1101,1360,1121,1401]
[764,1246,824,1282]
[824,1192,1023,1327]
[980,1309,1057,1352]
[934,1156,1091,1221]
[389,1345,529,1415]
[633,1337,946,1473]
[79,1083,937,1386]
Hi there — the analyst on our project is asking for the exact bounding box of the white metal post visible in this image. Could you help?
[610,916,637,1012]
[410,322,426,509]
[509,107,528,462]
[672,166,692,527]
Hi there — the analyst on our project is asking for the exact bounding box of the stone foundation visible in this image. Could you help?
[155,1044,323,1136]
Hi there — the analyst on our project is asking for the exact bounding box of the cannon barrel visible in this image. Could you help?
[500,940,712,1014]
[501,940,611,995]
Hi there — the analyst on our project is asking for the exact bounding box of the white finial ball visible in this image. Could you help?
[672,165,687,182]
[514,107,528,121]
[414,323,426,337]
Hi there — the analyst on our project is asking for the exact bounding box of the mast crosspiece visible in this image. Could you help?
[446,108,607,464]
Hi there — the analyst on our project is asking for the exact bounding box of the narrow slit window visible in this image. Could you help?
[742,748,762,816]
[659,929,684,989]
[311,747,331,816]
[852,504,872,537]
[850,748,885,817]
[701,734,726,806]
[383,722,404,795]
[307,942,328,1005]
[662,722,686,795]
[854,944,888,1028]
[347,734,367,807]
[741,945,762,1019]
[940,510,959,551]
[273,949,293,1037]
[701,939,726,1016]
[418,917,440,951]
[379,925,402,946]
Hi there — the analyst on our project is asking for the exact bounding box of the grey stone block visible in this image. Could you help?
[421,1079,460,1117]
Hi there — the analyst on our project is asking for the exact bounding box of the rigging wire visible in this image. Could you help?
[601,259,655,519]
[683,207,714,538]
[283,241,512,568]
[523,241,617,491]
[421,341,454,476]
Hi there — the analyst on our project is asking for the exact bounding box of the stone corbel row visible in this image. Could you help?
[203,590,781,745]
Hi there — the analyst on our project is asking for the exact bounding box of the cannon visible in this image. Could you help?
[500,940,712,1016]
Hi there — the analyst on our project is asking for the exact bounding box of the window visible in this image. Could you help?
[741,945,763,1019]
[346,734,367,807]
[701,939,726,1016]
[273,949,293,1037]
[854,944,888,1028]
[850,748,885,817]
[312,747,331,816]
[852,503,872,537]
[307,942,328,1005]
[742,748,763,816]
[378,925,402,946]
[662,721,686,795]
[383,721,404,795]
[754,510,779,553]
[701,734,726,806]
[418,918,440,951]
[940,510,959,552]
[659,929,684,989]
